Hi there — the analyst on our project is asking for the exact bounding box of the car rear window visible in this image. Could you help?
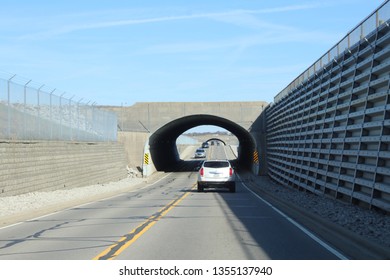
[204,161,229,168]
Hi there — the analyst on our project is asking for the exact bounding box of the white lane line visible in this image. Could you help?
[0,173,172,231]
[238,174,348,260]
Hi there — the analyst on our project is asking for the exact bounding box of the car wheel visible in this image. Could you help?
[229,183,236,193]
[197,183,204,192]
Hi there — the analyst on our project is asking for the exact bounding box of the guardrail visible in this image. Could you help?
[0,72,117,141]
[274,0,390,103]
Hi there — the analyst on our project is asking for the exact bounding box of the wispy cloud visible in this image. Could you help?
[139,28,339,55]
[19,3,323,40]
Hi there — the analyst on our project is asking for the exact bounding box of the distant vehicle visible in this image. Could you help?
[194,148,206,158]
[202,142,209,148]
[197,160,236,192]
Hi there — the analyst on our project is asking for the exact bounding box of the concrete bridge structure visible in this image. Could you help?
[105,101,266,132]
[102,101,267,174]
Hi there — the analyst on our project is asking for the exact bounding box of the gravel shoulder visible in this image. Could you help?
[0,173,167,228]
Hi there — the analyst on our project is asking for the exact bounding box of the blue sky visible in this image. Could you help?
[0,0,386,106]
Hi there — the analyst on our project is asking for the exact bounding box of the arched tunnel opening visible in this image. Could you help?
[204,138,227,146]
[149,114,256,172]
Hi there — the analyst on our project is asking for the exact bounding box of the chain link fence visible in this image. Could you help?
[0,73,117,141]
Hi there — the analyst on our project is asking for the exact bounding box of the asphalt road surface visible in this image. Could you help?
[0,145,342,260]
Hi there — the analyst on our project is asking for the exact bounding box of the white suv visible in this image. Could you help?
[197,160,236,192]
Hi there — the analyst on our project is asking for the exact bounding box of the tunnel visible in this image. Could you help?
[204,138,226,146]
[149,114,256,172]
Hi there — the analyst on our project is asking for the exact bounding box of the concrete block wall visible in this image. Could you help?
[0,141,128,197]
[266,22,390,212]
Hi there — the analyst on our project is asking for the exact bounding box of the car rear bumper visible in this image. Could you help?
[197,180,236,193]
[197,181,235,187]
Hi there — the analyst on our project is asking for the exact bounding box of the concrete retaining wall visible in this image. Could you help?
[0,140,128,197]
[117,131,149,172]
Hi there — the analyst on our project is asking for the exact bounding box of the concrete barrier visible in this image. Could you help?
[0,140,128,197]
[142,138,156,177]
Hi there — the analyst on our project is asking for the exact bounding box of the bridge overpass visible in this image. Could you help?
[103,101,266,132]
[101,101,267,174]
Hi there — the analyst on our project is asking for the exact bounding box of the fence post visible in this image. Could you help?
[23,80,32,139]
[49,89,56,140]
[77,98,83,141]
[37,85,44,139]
[7,74,16,139]
[69,95,75,141]
[85,100,91,141]
[59,92,66,140]
[91,102,96,140]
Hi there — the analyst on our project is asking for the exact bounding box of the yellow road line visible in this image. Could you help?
[93,185,195,260]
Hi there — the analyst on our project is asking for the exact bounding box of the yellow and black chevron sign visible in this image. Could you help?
[253,150,259,164]
[144,153,149,165]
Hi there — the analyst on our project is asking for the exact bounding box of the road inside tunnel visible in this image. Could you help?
[148,114,256,172]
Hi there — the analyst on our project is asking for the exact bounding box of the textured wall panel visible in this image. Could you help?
[0,141,128,197]
[266,23,390,212]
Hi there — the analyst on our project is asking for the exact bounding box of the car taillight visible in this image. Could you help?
[229,168,233,176]
[200,168,204,176]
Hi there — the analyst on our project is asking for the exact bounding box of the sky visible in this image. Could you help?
[0,0,386,106]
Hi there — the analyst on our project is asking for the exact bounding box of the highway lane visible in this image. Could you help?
[0,145,343,260]
[0,172,196,260]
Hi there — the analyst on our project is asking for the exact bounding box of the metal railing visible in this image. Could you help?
[0,73,117,141]
[274,0,390,103]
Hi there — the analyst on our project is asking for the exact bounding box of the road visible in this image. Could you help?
[0,144,342,260]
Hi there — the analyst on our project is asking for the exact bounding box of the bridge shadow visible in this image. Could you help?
[163,159,239,173]
[162,160,202,172]
[183,174,340,260]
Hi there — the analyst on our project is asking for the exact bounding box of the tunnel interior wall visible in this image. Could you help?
[250,109,268,176]
[265,22,390,212]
